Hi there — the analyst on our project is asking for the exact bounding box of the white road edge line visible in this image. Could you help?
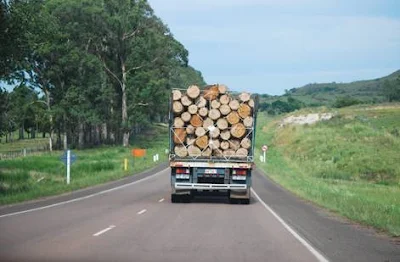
[251,188,329,262]
[0,168,168,219]
[93,225,116,237]
[158,198,164,203]
[137,209,147,215]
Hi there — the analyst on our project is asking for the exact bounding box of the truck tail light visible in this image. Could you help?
[232,169,247,175]
[176,168,190,174]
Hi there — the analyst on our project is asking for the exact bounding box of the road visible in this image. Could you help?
[0,165,399,262]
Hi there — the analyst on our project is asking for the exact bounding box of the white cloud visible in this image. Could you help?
[148,0,400,94]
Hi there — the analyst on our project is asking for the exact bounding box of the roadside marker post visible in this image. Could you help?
[124,158,128,171]
[60,150,77,185]
[262,145,268,163]
[67,150,70,184]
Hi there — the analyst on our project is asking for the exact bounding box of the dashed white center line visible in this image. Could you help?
[93,225,116,237]
[137,209,147,215]
[158,198,165,202]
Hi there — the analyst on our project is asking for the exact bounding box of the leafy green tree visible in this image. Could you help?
[383,78,400,102]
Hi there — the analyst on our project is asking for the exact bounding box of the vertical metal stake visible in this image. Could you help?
[67,150,71,184]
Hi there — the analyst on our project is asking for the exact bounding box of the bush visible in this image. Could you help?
[333,97,361,108]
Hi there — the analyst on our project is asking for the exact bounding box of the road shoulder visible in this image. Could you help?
[252,168,400,262]
[0,162,169,216]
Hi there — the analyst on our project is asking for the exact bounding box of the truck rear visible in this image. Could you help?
[169,84,258,204]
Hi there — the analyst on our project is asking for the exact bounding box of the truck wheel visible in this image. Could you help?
[171,194,180,203]
[182,194,192,203]
[229,198,238,204]
[241,198,250,205]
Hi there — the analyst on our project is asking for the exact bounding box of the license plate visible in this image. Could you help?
[204,169,217,174]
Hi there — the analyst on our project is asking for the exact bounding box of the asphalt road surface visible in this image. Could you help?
[0,165,399,262]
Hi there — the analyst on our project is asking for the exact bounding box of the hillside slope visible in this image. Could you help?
[255,104,400,236]
[260,70,400,107]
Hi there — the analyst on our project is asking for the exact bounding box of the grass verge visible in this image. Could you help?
[0,125,168,205]
[255,104,400,236]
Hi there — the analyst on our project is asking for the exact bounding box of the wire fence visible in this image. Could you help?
[0,144,50,160]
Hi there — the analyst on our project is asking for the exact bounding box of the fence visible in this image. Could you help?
[0,144,50,160]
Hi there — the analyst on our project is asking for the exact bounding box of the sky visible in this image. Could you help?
[148,0,400,95]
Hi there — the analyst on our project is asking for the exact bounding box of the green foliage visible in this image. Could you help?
[333,96,361,108]
[0,124,169,204]
[282,70,400,107]
[259,96,305,115]
[383,77,400,102]
[256,106,400,236]
[0,0,206,148]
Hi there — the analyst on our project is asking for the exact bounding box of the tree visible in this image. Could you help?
[383,78,400,102]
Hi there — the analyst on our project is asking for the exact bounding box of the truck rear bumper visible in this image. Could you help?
[174,183,247,190]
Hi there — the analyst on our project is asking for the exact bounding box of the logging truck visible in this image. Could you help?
[169,84,258,204]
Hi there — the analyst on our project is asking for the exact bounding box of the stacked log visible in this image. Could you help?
[171,84,255,159]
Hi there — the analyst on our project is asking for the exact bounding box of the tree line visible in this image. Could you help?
[0,0,206,149]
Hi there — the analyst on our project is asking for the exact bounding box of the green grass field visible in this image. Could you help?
[0,126,168,205]
[255,104,400,236]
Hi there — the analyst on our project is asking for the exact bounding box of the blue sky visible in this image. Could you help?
[148,0,400,95]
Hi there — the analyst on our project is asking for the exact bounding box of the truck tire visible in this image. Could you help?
[171,194,180,203]
[241,198,250,205]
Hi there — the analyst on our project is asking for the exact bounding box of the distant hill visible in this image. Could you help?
[260,70,400,107]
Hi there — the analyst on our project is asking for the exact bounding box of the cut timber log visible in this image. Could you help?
[229,100,240,110]
[195,127,206,137]
[243,116,253,128]
[236,148,248,157]
[227,111,240,125]
[220,94,230,105]
[248,99,255,108]
[172,101,183,114]
[186,125,195,135]
[174,117,184,128]
[210,139,220,149]
[196,96,207,108]
[213,149,223,157]
[187,136,195,146]
[188,104,198,114]
[216,118,228,130]
[231,123,246,138]
[190,114,203,127]
[175,145,188,157]
[202,148,212,157]
[187,85,200,99]
[229,139,241,150]
[211,100,221,109]
[203,118,214,130]
[173,128,187,144]
[188,145,201,156]
[181,95,192,106]
[219,104,231,115]
[199,107,208,117]
[224,149,235,156]
[239,92,251,102]
[209,127,220,138]
[238,104,251,118]
[220,130,231,140]
[204,85,219,100]
[208,108,221,120]
[221,141,230,150]
[240,137,251,149]
[181,112,191,122]
[218,84,228,94]
[195,136,208,149]
[172,90,182,101]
